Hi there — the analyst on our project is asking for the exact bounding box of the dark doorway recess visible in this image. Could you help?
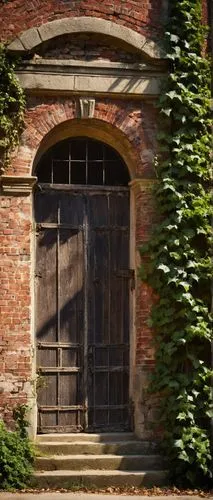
[35,138,132,433]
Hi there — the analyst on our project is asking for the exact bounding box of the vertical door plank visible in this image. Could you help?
[36,229,57,343]
[34,190,58,223]
[60,192,84,226]
[36,191,85,432]
[87,194,110,429]
[88,230,109,345]
[36,227,58,430]
[59,229,84,344]
[87,190,130,431]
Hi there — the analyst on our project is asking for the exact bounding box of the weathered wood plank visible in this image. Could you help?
[36,187,130,432]
[35,229,57,343]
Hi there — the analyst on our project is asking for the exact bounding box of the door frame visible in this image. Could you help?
[33,183,136,433]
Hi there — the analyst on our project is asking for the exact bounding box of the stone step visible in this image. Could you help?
[36,432,136,443]
[32,469,168,488]
[36,440,156,456]
[36,454,163,471]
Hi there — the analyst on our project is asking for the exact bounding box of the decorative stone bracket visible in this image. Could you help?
[78,98,95,118]
[0,176,37,195]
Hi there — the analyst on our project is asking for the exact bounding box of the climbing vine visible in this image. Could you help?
[140,0,212,487]
[0,43,25,173]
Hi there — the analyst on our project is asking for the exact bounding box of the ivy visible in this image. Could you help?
[140,0,212,488]
[0,43,25,173]
[0,405,35,490]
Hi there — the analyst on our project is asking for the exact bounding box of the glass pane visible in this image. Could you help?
[105,161,129,186]
[71,139,86,160]
[36,150,52,183]
[71,162,86,184]
[88,140,103,161]
[52,139,69,160]
[105,145,120,161]
[53,160,69,184]
[88,162,103,185]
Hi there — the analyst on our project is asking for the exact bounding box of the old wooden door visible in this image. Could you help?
[35,138,131,433]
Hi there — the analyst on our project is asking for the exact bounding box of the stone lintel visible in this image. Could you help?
[1,176,37,195]
[15,71,164,97]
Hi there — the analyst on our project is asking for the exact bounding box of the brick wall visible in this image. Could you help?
[0,0,209,434]
[0,195,32,426]
[36,33,143,63]
[0,0,167,43]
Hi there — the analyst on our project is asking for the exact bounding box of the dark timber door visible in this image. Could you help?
[35,138,131,433]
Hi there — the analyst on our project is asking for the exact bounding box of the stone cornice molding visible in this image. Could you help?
[18,59,166,73]
[1,176,37,195]
[7,17,166,62]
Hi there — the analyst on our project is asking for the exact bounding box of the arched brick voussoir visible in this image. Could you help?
[7,17,166,62]
[32,120,139,180]
[8,98,147,177]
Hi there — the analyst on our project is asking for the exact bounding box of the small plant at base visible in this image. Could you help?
[13,403,30,438]
[0,405,35,490]
[140,0,212,488]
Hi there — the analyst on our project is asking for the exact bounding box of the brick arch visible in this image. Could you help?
[9,99,146,178]
[33,120,140,180]
[8,16,165,61]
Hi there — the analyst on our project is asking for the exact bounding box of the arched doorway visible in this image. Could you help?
[34,137,133,433]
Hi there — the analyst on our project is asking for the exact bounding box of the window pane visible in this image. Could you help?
[88,162,103,185]
[52,140,69,160]
[37,163,52,183]
[105,161,129,186]
[71,162,86,184]
[36,150,52,182]
[53,161,69,184]
[88,140,103,161]
[71,140,86,160]
[105,145,120,161]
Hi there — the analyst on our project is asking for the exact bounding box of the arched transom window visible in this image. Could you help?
[36,137,130,186]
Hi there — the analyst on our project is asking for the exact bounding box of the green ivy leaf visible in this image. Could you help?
[161,108,172,116]
[157,264,170,273]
